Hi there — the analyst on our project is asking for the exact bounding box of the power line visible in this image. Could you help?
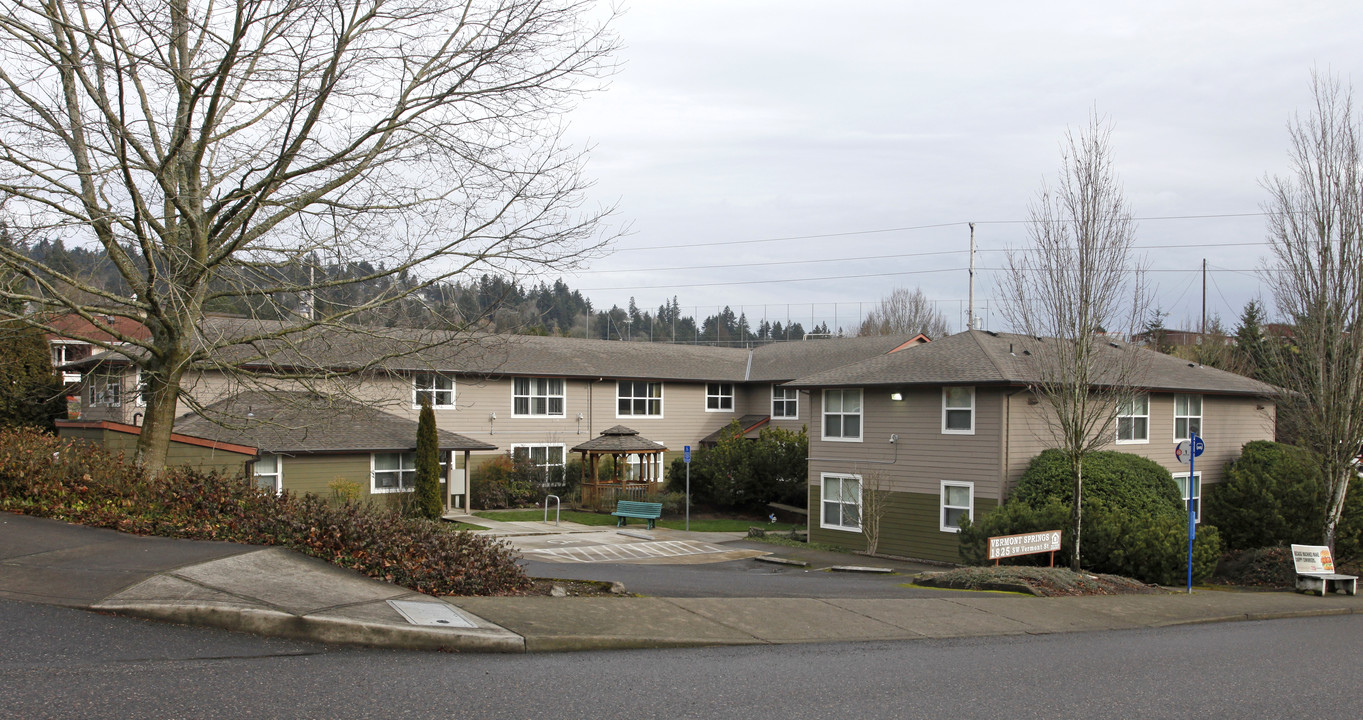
[612,212,1283,252]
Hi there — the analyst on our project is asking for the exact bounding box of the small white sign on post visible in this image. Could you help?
[987,530,1062,563]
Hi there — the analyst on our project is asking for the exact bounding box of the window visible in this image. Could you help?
[134,370,151,407]
[513,378,565,417]
[822,389,863,441]
[1174,472,1202,524]
[704,383,735,411]
[412,373,454,408]
[87,369,122,408]
[772,386,798,419]
[254,454,282,494]
[617,381,662,417]
[372,452,417,493]
[1116,394,1149,443]
[941,481,974,532]
[942,386,975,434]
[512,444,566,485]
[1174,394,1202,441]
[821,474,861,531]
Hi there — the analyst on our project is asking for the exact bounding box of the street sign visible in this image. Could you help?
[684,445,691,464]
[1192,436,1205,457]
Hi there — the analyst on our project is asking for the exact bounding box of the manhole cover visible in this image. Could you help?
[387,599,476,628]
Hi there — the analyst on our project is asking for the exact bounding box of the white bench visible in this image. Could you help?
[1291,544,1358,596]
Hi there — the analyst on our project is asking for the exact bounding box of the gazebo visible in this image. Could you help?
[572,425,667,507]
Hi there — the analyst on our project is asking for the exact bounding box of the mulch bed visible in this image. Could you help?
[914,566,1170,597]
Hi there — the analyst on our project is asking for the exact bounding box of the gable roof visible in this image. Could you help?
[172,391,497,454]
[785,330,1278,397]
[70,317,919,384]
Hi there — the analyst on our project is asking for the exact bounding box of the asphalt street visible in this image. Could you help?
[2,597,1357,720]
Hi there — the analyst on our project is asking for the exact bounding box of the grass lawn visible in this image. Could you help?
[473,508,791,533]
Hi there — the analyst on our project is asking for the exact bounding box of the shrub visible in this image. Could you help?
[1202,440,1325,551]
[469,454,539,509]
[411,402,442,520]
[1011,449,1183,519]
[664,422,807,512]
[0,427,531,596]
[961,450,1219,585]
[1213,547,1297,588]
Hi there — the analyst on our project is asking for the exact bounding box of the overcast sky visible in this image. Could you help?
[552,1,1363,336]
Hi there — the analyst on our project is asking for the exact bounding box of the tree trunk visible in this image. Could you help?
[134,362,186,474]
[1070,453,1083,571]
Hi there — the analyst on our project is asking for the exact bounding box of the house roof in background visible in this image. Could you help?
[785,330,1278,396]
[43,313,151,344]
[172,391,497,454]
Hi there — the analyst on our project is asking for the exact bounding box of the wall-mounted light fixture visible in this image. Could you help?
[488,411,496,435]
[889,392,904,401]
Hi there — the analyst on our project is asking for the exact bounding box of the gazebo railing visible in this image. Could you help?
[579,481,661,511]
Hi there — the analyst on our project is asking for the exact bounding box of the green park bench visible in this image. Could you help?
[612,500,663,530]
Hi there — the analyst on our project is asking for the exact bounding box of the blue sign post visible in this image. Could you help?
[684,445,691,531]
[1176,433,1205,593]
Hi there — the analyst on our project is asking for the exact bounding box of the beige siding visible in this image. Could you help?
[1003,390,1276,494]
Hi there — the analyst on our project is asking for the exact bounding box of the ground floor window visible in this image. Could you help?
[512,444,567,485]
[821,473,861,531]
[372,452,417,493]
[940,481,973,532]
[254,454,281,494]
[1174,472,1202,524]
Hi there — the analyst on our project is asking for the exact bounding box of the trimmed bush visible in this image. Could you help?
[1202,440,1325,551]
[412,402,442,520]
[0,427,531,596]
[1011,449,1184,519]
[469,454,538,509]
[961,450,1220,585]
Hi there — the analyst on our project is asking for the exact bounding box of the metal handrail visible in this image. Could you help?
[544,495,560,526]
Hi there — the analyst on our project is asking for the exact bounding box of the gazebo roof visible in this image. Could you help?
[571,425,667,453]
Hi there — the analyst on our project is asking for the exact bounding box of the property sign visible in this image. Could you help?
[988,530,1062,561]
[1291,544,1336,574]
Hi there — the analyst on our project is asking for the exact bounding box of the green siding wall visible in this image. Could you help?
[809,485,997,564]
[57,427,251,476]
[278,454,371,498]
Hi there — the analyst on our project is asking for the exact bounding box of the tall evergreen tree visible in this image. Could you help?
[0,320,66,430]
[413,401,443,520]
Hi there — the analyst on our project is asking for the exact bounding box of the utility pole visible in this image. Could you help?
[968,222,976,331]
[1201,258,1207,336]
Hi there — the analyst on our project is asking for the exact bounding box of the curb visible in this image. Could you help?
[93,602,527,653]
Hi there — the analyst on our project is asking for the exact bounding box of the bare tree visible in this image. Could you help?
[0,0,617,471]
[1000,114,1148,571]
[857,286,950,339]
[856,467,890,556]
[1263,73,1363,552]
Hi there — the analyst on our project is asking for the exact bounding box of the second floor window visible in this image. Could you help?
[1174,394,1202,440]
[823,388,862,441]
[514,378,565,417]
[942,387,974,434]
[413,373,454,408]
[87,370,122,408]
[706,383,734,411]
[618,381,662,417]
[1116,394,1149,443]
[772,386,799,418]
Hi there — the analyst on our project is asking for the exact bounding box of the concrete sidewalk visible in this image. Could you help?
[3,512,1359,653]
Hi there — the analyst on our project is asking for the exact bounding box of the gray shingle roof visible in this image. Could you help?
[784,330,1278,396]
[172,391,497,454]
[69,317,916,383]
[570,425,667,453]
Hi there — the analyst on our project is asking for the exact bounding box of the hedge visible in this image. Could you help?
[0,427,531,596]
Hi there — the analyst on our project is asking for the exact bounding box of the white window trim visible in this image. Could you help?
[412,373,455,409]
[1173,393,1203,442]
[772,385,799,419]
[1115,394,1150,445]
[615,380,664,419]
[370,452,417,494]
[821,388,864,443]
[254,454,283,495]
[510,443,568,483]
[940,480,975,533]
[705,383,735,413]
[941,386,976,435]
[820,472,862,532]
[511,377,566,418]
[1173,471,1202,525]
[87,369,122,408]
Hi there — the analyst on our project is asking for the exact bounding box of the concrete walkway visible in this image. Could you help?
[3,512,1359,653]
